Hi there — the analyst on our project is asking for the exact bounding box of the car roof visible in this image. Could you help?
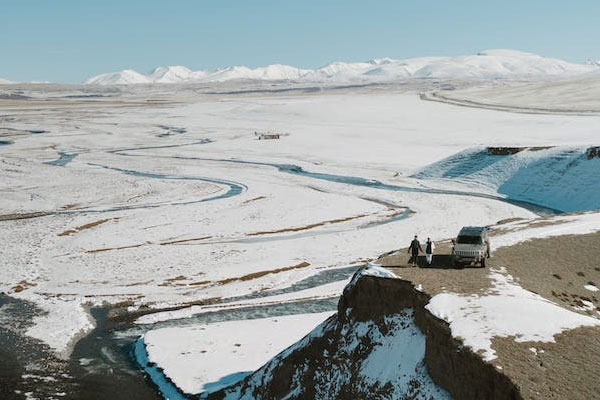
[458,226,488,236]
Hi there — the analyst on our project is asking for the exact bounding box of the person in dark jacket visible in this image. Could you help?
[407,235,422,266]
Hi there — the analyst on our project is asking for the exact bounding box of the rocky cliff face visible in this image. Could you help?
[204,269,522,400]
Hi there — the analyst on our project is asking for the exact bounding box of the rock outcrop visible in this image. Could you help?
[204,269,522,400]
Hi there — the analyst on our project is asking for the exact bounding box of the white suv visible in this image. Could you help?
[452,226,491,268]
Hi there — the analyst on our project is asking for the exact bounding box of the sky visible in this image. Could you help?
[1,0,599,83]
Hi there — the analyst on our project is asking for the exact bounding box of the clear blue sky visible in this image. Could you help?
[2,0,598,83]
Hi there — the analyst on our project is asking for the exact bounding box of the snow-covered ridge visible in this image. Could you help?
[413,146,600,212]
[205,270,522,399]
[0,78,15,84]
[84,49,599,85]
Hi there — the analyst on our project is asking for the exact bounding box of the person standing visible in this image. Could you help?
[407,235,422,266]
[425,237,435,266]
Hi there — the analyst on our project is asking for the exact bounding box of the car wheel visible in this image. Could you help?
[481,258,486,268]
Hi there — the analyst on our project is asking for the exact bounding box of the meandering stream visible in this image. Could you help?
[0,265,356,400]
[3,137,565,399]
[112,151,561,216]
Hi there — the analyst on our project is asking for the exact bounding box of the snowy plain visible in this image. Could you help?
[428,72,600,113]
[143,312,334,395]
[2,55,600,397]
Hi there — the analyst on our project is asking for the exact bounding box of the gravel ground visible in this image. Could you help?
[379,230,600,400]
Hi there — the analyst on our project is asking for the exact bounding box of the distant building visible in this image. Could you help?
[255,131,281,140]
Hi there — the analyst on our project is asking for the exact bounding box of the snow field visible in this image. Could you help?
[433,72,600,112]
[142,312,335,395]
[491,211,600,250]
[414,146,600,212]
[1,87,600,391]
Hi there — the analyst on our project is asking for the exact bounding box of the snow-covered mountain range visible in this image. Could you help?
[587,59,600,67]
[84,50,599,85]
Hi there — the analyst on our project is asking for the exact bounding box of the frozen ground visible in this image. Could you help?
[142,312,334,395]
[1,78,600,397]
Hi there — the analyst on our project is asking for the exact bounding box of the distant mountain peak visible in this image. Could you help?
[585,59,600,67]
[83,50,599,85]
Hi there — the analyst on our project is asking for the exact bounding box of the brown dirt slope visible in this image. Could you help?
[378,231,600,400]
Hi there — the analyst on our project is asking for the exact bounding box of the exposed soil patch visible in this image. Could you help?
[517,219,570,230]
[217,261,311,285]
[496,217,526,226]
[163,275,187,283]
[0,211,51,222]
[241,196,266,204]
[159,235,212,245]
[158,278,211,288]
[87,243,146,253]
[60,203,83,210]
[122,281,154,287]
[12,280,37,293]
[156,262,312,289]
[247,215,368,236]
[491,231,600,317]
[491,218,571,236]
[58,218,114,236]
[492,326,600,400]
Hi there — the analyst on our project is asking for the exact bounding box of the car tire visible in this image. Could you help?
[481,258,486,268]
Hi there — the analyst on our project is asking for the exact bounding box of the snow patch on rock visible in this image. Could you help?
[218,309,450,400]
[346,263,398,290]
[584,284,599,292]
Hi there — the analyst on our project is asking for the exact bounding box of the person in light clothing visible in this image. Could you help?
[425,237,435,266]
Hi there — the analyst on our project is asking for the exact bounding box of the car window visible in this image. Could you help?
[457,235,482,244]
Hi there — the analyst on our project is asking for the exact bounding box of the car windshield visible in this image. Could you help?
[457,235,482,244]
